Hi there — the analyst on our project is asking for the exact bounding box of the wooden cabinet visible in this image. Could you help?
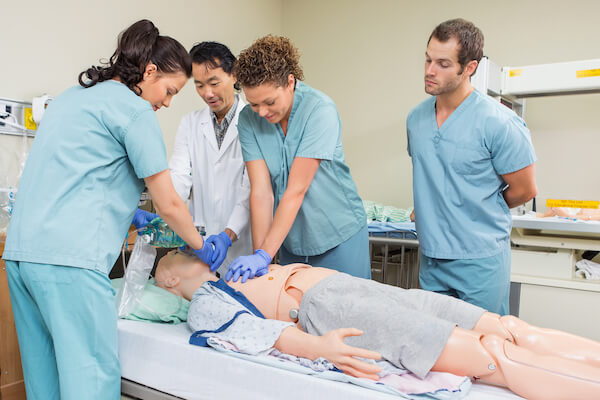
[0,242,27,399]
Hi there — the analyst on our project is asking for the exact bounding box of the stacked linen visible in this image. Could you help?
[364,200,413,223]
[575,259,600,280]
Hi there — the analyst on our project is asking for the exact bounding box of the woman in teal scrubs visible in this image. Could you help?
[2,20,214,400]
[225,35,369,283]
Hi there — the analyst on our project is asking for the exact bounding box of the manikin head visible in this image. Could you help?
[154,250,216,300]
[424,18,483,96]
[234,35,304,125]
[189,41,239,120]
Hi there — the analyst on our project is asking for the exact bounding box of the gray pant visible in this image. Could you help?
[298,273,485,378]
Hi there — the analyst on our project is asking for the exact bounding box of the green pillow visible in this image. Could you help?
[112,277,189,323]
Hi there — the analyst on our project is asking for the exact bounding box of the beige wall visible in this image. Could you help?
[2,0,599,210]
[282,0,600,209]
[0,0,282,180]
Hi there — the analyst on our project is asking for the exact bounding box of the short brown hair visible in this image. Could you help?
[428,18,484,75]
[234,35,304,88]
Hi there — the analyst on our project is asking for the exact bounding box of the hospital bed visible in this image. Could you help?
[116,225,521,399]
[369,222,420,289]
[118,319,524,400]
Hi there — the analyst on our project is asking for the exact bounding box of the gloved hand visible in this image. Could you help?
[225,249,272,283]
[205,232,232,272]
[193,242,217,266]
[132,208,159,229]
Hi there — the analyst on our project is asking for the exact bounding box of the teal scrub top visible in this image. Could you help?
[3,80,168,274]
[407,89,536,259]
[238,81,365,256]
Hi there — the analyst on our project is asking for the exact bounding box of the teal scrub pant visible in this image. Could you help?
[418,245,511,315]
[279,224,371,279]
[5,261,120,400]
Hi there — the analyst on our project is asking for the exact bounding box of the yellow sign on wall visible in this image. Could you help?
[575,68,600,78]
[508,69,522,77]
[546,199,600,209]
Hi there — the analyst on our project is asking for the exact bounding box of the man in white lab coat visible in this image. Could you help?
[169,42,251,274]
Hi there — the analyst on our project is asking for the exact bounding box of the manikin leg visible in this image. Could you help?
[473,312,600,368]
[432,328,600,400]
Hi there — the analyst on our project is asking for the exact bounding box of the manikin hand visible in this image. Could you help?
[225,249,272,283]
[205,232,232,271]
[131,208,159,229]
[317,328,382,380]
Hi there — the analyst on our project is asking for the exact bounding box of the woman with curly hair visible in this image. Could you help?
[225,35,369,283]
[3,20,215,399]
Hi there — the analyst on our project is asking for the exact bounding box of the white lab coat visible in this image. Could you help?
[169,100,252,274]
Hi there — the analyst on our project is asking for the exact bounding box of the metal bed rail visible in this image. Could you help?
[369,232,420,289]
[122,378,185,400]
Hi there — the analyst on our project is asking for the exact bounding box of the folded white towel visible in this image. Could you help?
[575,259,600,280]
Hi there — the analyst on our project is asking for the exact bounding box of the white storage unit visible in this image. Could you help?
[510,216,600,341]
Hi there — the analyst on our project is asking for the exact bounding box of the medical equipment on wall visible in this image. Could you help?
[472,57,600,116]
[0,95,52,136]
[0,96,52,237]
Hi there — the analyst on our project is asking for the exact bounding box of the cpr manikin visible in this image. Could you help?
[155,250,600,400]
[537,207,600,221]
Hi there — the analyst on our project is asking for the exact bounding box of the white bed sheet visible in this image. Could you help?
[118,319,524,400]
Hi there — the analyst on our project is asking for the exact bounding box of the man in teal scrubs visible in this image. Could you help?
[407,19,537,315]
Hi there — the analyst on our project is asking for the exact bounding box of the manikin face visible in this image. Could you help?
[154,250,212,296]
[243,75,295,124]
[138,64,188,111]
[154,257,177,295]
[424,37,471,96]
[192,62,237,118]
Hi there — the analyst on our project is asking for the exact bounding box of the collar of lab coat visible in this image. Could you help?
[200,97,245,159]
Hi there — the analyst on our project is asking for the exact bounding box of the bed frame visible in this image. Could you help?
[369,231,420,289]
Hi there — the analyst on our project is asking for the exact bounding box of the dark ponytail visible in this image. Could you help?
[78,19,191,95]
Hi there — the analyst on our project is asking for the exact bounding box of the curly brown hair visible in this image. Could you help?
[234,35,304,88]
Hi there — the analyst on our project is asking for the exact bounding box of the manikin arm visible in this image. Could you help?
[501,164,537,208]
[275,326,382,380]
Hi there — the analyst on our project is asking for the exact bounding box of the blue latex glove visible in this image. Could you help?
[205,232,232,272]
[132,208,159,229]
[225,249,272,283]
[193,242,217,266]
